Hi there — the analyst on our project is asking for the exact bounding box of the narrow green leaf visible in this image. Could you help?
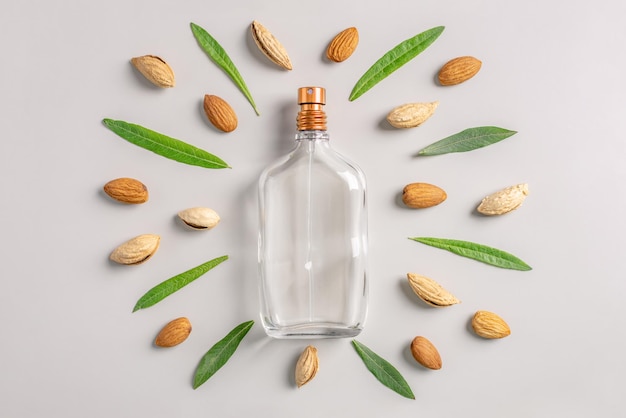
[417,126,517,156]
[351,340,415,399]
[409,237,532,271]
[349,26,444,101]
[193,320,254,389]
[133,255,229,312]
[102,119,230,169]
[190,22,259,115]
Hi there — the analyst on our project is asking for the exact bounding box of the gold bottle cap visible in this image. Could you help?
[298,87,326,105]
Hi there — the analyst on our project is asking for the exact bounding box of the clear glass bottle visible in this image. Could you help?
[258,87,368,338]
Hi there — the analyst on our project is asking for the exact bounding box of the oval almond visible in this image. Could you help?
[177,207,220,230]
[438,56,482,86]
[103,177,149,204]
[203,94,238,132]
[402,183,447,208]
[387,101,438,129]
[410,336,442,370]
[155,317,192,347]
[407,273,460,307]
[110,234,160,265]
[130,55,175,88]
[326,27,359,63]
[471,310,511,339]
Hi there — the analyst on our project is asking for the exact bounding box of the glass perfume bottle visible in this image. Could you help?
[258,87,368,338]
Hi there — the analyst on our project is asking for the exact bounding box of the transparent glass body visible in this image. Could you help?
[258,130,368,338]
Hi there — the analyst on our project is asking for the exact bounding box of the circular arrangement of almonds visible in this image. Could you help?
[103,18,532,397]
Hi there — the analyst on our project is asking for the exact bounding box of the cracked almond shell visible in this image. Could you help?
[177,207,220,230]
[386,102,438,128]
[295,345,319,388]
[477,183,529,215]
[130,55,175,88]
[407,273,460,307]
[250,20,293,70]
[110,234,160,265]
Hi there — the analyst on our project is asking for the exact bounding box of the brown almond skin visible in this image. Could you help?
[438,56,482,86]
[402,183,447,208]
[103,177,148,204]
[326,27,359,62]
[203,94,238,132]
[410,336,442,370]
[155,317,192,347]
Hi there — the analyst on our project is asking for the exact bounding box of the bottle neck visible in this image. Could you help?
[295,130,329,142]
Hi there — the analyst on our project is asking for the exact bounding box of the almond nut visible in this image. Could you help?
[386,102,438,129]
[471,310,511,339]
[407,273,460,307]
[477,183,529,215]
[410,336,442,370]
[103,177,149,204]
[130,55,175,88]
[177,207,220,230]
[438,56,482,86]
[203,94,238,132]
[326,27,359,62]
[402,183,447,208]
[250,20,293,70]
[155,317,192,347]
[109,234,160,265]
[295,345,319,388]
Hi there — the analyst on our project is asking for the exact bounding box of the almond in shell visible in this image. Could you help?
[386,101,438,129]
[410,336,442,370]
[326,27,359,62]
[203,94,238,132]
[471,310,511,339]
[103,177,149,204]
[110,234,160,265]
[177,207,220,230]
[477,183,529,215]
[407,273,460,307]
[130,55,175,88]
[402,183,447,208]
[155,317,192,347]
[295,345,319,388]
[438,56,482,86]
[250,20,293,70]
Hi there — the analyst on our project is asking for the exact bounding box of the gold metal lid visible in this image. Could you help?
[298,87,326,105]
[297,87,327,130]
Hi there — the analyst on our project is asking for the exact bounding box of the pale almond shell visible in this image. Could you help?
[386,101,439,128]
[438,56,482,86]
[477,183,529,215]
[250,20,293,70]
[407,273,460,307]
[326,27,359,62]
[110,234,160,265]
[295,345,319,388]
[471,310,511,339]
[155,317,192,347]
[177,207,220,230]
[203,94,238,132]
[130,55,175,88]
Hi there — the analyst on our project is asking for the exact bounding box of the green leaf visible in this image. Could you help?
[351,340,415,399]
[102,119,230,169]
[133,255,229,312]
[349,26,444,101]
[409,237,532,271]
[193,320,254,389]
[417,126,517,156]
[190,22,260,115]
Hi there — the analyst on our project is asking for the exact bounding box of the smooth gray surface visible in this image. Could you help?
[1,0,624,416]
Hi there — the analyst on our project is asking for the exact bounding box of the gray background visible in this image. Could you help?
[1,0,624,417]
